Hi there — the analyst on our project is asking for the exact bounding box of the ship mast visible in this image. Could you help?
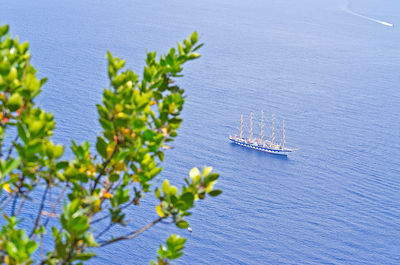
[282,120,285,150]
[271,114,275,145]
[260,111,264,141]
[249,112,253,141]
[240,113,243,138]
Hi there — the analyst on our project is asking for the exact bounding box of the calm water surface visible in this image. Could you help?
[1,0,400,264]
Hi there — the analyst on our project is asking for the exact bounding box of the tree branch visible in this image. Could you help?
[11,192,19,216]
[95,223,114,240]
[92,198,135,224]
[15,194,27,216]
[99,217,163,247]
[43,186,65,228]
[29,185,49,238]
[11,173,27,215]
[6,135,19,160]
[0,194,14,211]
[21,57,31,82]
[91,145,118,193]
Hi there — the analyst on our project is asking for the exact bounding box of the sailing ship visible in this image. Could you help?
[229,111,296,156]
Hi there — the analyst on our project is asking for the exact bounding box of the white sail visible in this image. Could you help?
[260,110,264,141]
[271,114,275,145]
[249,112,253,141]
[240,113,243,138]
[282,120,285,150]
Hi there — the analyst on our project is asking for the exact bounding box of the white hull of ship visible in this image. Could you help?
[229,137,293,156]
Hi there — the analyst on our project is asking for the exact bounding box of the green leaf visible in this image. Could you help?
[190,31,198,44]
[208,190,222,197]
[7,93,23,111]
[99,117,113,131]
[155,188,161,199]
[96,136,108,159]
[17,123,28,143]
[109,173,119,182]
[169,117,182,125]
[112,188,130,206]
[20,42,29,54]
[202,166,213,177]
[112,74,126,88]
[205,173,219,187]
[169,186,177,196]
[0,24,9,37]
[53,144,64,158]
[96,104,109,119]
[26,241,38,254]
[3,158,21,176]
[192,43,204,52]
[84,232,99,247]
[180,192,194,209]
[149,167,162,178]
[0,60,11,76]
[207,173,219,182]
[162,179,170,194]
[157,151,165,162]
[69,215,90,234]
[73,252,96,261]
[188,53,201,60]
[184,39,191,51]
[178,42,184,55]
[56,239,67,259]
[143,129,154,140]
[176,220,189,229]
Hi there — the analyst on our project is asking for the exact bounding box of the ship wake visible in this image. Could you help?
[340,0,393,27]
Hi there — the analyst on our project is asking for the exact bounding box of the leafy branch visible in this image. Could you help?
[0,22,221,265]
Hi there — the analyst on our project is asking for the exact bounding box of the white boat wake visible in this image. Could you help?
[341,0,393,27]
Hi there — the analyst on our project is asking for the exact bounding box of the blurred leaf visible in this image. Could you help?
[3,183,11,193]
[162,179,170,194]
[176,220,189,229]
[0,24,9,36]
[208,190,222,197]
[156,205,164,218]
[202,166,213,177]
[96,136,108,159]
[189,167,200,180]
[17,123,28,143]
[179,193,194,209]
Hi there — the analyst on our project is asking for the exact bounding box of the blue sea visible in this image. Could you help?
[1,0,400,264]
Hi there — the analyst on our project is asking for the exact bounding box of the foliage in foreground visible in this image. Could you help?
[0,23,221,264]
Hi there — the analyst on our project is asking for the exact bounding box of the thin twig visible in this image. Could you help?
[100,217,163,247]
[160,219,174,224]
[49,186,52,209]
[11,192,19,216]
[40,234,44,261]
[92,199,134,224]
[95,223,114,239]
[11,174,26,216]
[29,185,49,238]
[43,187,65,228]
[21,57,31,82]
[6,135,19,160]
[53,187,66,209]
[15,195,27,216]
[91,145,118,193]
[91,214,110,225]
[41,211,59,218]
[0,195,8,205]
[0,194,14,211]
